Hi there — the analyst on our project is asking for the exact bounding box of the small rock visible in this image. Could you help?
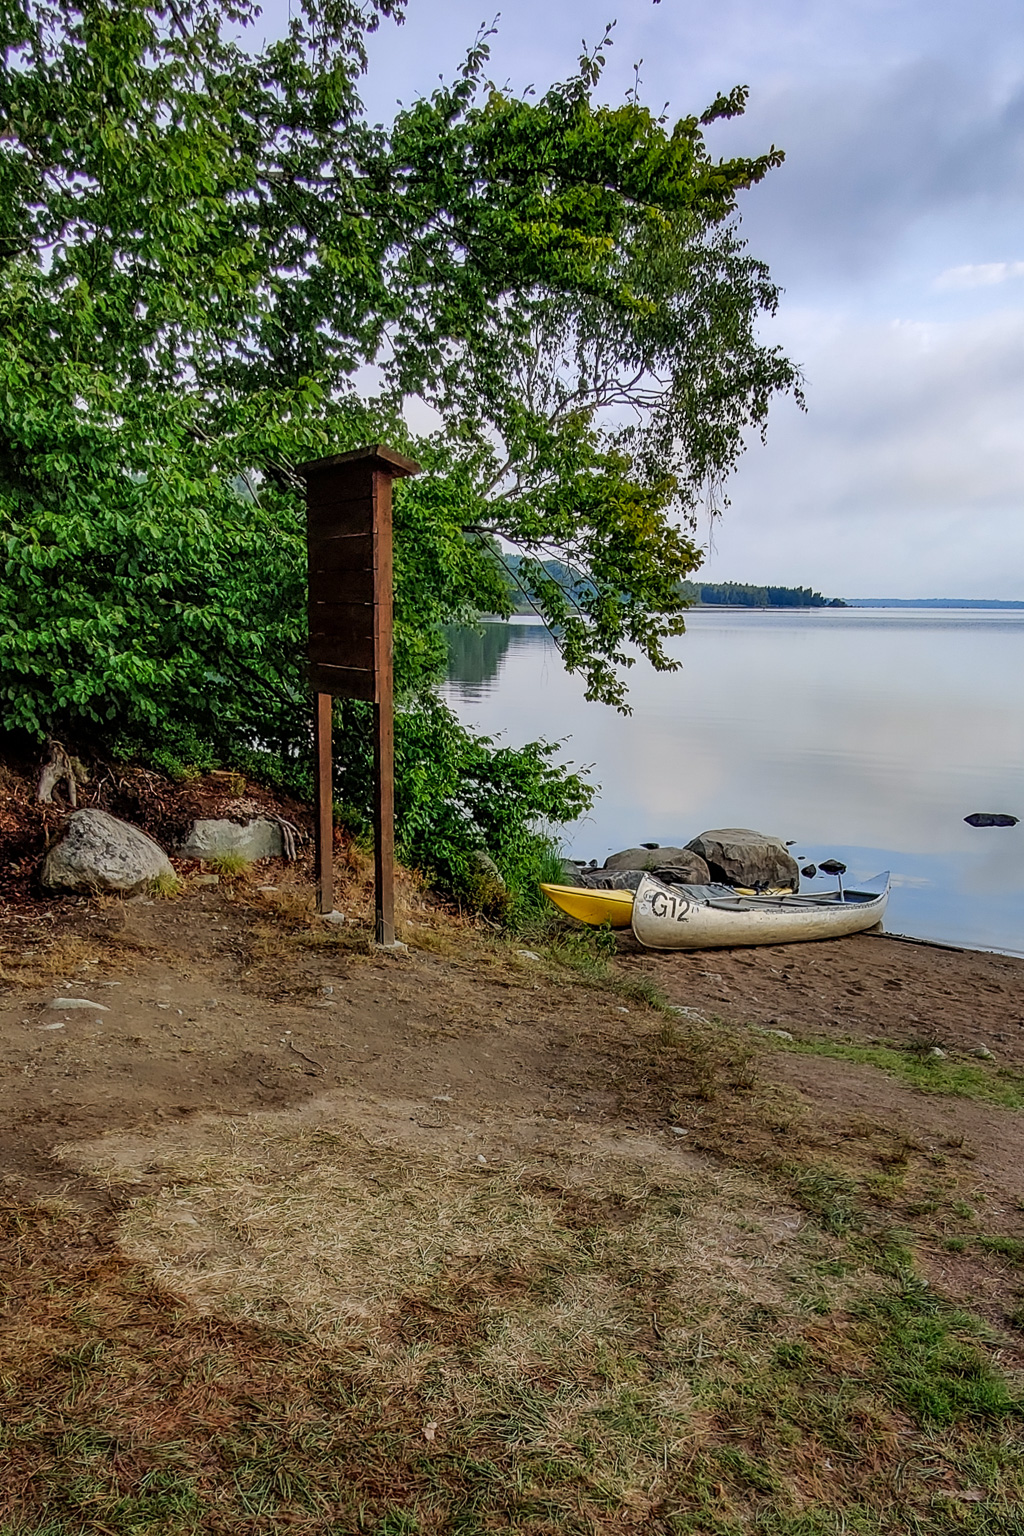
[48,998,109,1012]
[928,1046,947,1060]
[670,1126,689,1137]
[433,1094,453,1102]
[668,1005,710,1023]
[192,873,220,887]
[973,1045,994,1060]
[617,1006,630,1014]
[764,1028,793,1041]
[38,1023,65,1032]
[320,910,345,926]
[516,949,542,962]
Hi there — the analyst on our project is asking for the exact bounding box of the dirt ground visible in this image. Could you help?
[4,814,1024,1532]
[0,879,1019,1155]
[2,860,1023,1244]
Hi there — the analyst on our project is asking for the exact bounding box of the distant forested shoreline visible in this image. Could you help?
[502,559,843,612]
[678,581,845,608]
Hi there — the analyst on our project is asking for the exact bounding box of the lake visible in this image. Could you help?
[442,609,1024,957]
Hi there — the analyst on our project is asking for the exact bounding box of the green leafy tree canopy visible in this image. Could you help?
[0,0,799,890]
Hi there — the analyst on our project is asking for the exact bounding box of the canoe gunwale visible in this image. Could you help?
[630,872,891,951]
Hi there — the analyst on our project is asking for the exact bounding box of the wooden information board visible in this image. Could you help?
[299,444,420,942]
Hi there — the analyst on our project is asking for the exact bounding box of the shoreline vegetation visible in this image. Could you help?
[504,558,846,611]
[502,559,1024,613]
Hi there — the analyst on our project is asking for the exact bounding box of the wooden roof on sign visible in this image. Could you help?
[297,444,421,479]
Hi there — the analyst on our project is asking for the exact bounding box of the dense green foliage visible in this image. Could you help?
[0,0,799,897]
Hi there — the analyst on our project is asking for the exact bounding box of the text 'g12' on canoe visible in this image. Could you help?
[630,872,890,951]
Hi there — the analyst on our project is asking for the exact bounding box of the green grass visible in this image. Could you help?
[768,1035,1024,1108]
[205,851,252,878]
[978,1237,1024,1264]
[860,1279,1022,1427]
[533,925,674,1014]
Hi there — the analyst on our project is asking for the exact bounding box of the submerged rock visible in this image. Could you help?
[685,828,799,891]
[42,809,174,895]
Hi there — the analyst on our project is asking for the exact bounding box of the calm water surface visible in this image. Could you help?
[442,609,1024,956]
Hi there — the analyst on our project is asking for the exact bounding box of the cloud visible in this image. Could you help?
[934,261,1024,290]
[699,306,1024,595]
[716,59,1024,286]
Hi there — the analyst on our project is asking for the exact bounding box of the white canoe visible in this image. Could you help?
[631,872,890,951]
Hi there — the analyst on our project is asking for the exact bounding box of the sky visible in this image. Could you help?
[262,0,1024,598]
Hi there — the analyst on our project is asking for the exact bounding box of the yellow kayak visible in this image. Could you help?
[539,882,635,928]
[540,880,797,929]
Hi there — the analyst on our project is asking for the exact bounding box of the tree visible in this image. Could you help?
[0,0,799,893]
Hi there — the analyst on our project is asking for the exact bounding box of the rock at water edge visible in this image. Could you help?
[42,809,175,895]
[605,845,687,872]
[592,848,711,885]
[684,828,799,891]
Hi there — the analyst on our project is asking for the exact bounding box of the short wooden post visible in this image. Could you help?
[299,445,420,941]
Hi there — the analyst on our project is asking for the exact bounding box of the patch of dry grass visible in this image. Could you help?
[0,933,113,989]
[61,1109,796,1352]
[5,1095,1023,1535]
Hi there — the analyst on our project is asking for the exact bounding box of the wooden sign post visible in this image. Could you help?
[299,445,420,944]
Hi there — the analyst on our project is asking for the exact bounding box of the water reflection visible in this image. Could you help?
[444,620,551,694]
[443,610,1024,955]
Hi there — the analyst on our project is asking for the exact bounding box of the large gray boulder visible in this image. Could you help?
[602,845,711,883]
[685,828,799,890]
[42,809,174,895]
[178,818,283,862]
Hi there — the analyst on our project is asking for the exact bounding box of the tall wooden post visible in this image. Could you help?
[299,445,420,944]
[313,690,334,917]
